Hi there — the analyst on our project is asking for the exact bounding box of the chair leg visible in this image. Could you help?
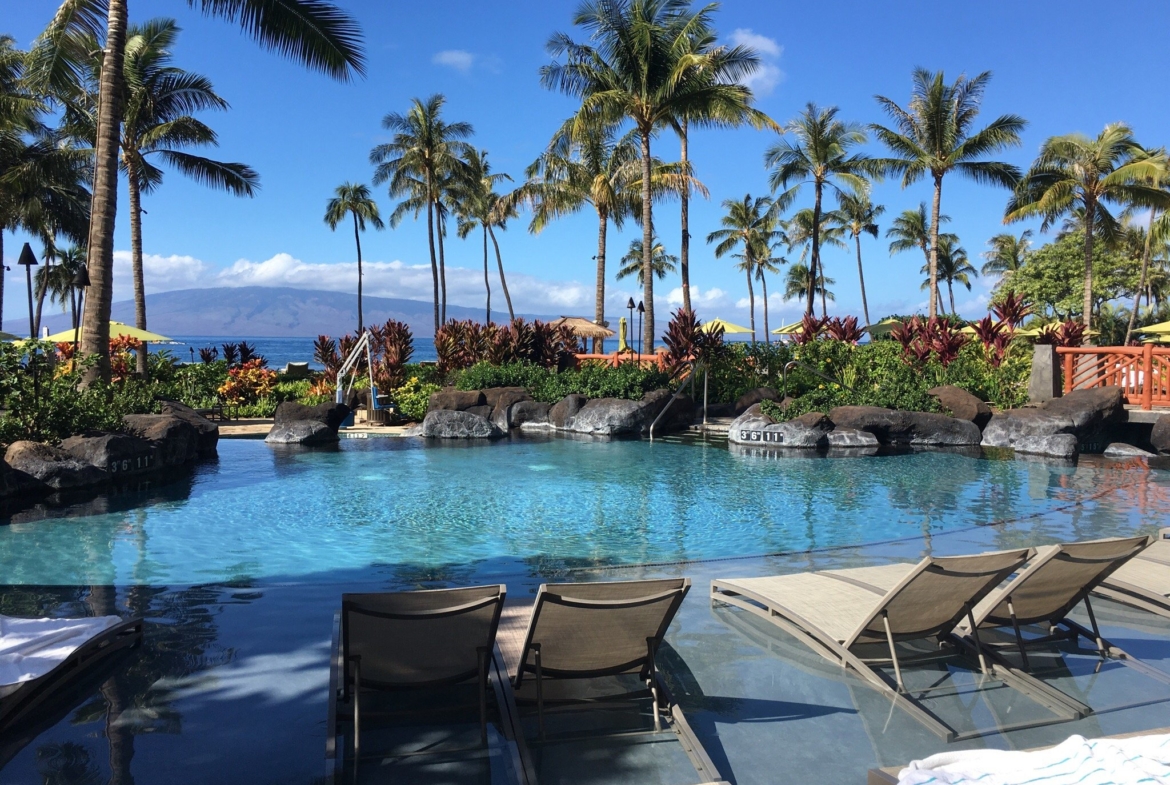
[351,655,362,780]
[1082,596,1108,659]
[647,637,661,732]
[881,611,905,692]
[966,606,990,677]
[533,644,545,741]
[1007,597,1031,671]
[477,647,488,747]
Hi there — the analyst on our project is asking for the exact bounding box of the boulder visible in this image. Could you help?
[565,398,644,436]
[1042,387,1124,431]
[160,400,219,457]
[428,388,485,412]
[122,414,201,467]
[273,401,352,431]
[420,409,504,439]
[1104,442,1156,458]
[510,400,551,429]
[734,387,780,416]
[465,404,494,421]
[482,387,531,410]
[638,389,695,434]
[61,432,156,476]
[980,388,1123,457]
[1152,415,1170,455]
[927,386,992,429]
[549,394,588,429]
[265,420,338,445]
[828,406,981,446]
[1011,434,1078,460]
[4,441,106,490]
[728,409,832,448]
[826,428,880,449]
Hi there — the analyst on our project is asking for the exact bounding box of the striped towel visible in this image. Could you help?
[898,733,1170,785]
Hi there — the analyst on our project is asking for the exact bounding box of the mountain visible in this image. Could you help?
[20,287,563,338]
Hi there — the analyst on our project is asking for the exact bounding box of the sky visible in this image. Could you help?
[4,0,1170,334]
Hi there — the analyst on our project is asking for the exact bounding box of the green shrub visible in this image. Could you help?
[272,379,312,403]
[175,361,228,405]
[454,361,671,404]
[391,377,441,422]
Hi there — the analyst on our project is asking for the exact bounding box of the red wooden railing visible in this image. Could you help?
[1057,345,1170,409]
[574,350,669,370]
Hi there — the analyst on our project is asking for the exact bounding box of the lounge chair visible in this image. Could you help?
[710,548,1092,741]
[498,578,727,784]
[0,614,143,733]
[327,585,509,775]
[1094,529,1170,618]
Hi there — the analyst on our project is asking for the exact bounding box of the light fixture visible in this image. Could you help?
[17,243,37,340]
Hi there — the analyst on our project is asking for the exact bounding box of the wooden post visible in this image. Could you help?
[1063,351,1074,395]
[1143,343,1154,410]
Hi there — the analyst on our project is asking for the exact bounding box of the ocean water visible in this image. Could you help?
[161,336,439,369]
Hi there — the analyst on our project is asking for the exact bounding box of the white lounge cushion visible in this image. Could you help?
[0,615,125,687]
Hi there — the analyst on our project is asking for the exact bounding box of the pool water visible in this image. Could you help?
[0,436,1163,586]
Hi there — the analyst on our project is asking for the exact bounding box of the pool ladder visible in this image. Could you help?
[648,361,701,442]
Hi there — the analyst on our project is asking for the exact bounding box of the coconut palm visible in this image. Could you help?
[371,94,473,332]
[706,194,782,341]
[31,0,364,384]
[617,232,677,284]
[750,239,784,342]
[324,182,383,334]
[1122,148,1170,344]
[785,207,846,318]
[831,189,884,327]
[920,236,975,315]
[980,230,1032,276]
[453,148,513,323]
[35,243,86,333]
[1006,124,1170,332]
[542,0,764,352]
[765,103,873,315]
[784,262,834,305]
[872,69,1025,319]
[886,203,954,312]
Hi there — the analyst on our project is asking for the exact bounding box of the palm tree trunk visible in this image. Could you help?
[1124,208,1158,345]
[128,170,149,377]
[928,175,943,320]
[488,225,514,321]
[482,224,491,324]
[760,272,770,344]
[948,281,956,315]
[352,211,364,333]
[820,273,827,318]
[855,234,871,327]
[1083,199,1096,335]
[437,209,447,324]
[639,126,655,353]
[425,184,439,335]
[745,265,755,343]
[679,116,691,314]
[0,230,4,329]
[594,208,608,353]
[81,0,128,384]
[33,251,50,338]
[808,182,822,315]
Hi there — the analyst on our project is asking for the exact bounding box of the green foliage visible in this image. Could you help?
[175,361,228,404]
[454,361,671,404]
[391,377,441,422]
[706,342,792,403]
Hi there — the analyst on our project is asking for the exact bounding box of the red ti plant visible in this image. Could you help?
[373,319,414,390]
[793,314,827,345]
[824,316,864,343]
[1035,321,1086,348]
[971,315,1009,368]
[928,318,968,367]
[663,308,724,376]
[890,316,967,367]
[991,291,1032,330]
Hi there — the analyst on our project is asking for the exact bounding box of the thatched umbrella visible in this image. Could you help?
[549,316,615,339]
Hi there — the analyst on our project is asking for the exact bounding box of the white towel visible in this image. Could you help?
[0,615,125,687]
[898,733,1170,785]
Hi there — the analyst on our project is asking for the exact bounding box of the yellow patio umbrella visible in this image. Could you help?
[701,317,752,334]
[1136,320,1170,335]
[864,317,903,337]
[771,321,804,335]
[959,323,1043,338]
[617,316,630,353]
[41,321,174,344]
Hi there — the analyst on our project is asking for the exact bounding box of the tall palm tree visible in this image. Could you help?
[0,34,42,329]
[1122,148,1170,344]
[784,262,834,305]
[831,188,884,327]
[707,194,782,342]
[785,207,846,318]
[872,69,1025,319]
[371,94,473,333]
[543,0,763,352]
[886,203,954,313]
[1006,124,1170,332]
[32,0,364,384]
[324,182,383,334]
[765,103,872,315]
[454,149,513,323]
[35,242,86,326]
[921,235,975,315]
[617,232,677,283]
[750,239,784,343]
[980,230,1032,276]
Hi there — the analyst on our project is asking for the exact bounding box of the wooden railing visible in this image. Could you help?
[574,350,669,370]
[1057,345,1170,409]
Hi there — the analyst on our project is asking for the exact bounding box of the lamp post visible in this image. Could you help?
[636,300,645,357]
[626,297,635,356]
[71,264,89,361]
[17,243,37,339]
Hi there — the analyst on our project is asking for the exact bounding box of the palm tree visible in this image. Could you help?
[751,240,784,343]
[706,194,782,341]
[1006,124,1170,332]
[921,235,975,314]
[784,262,834,305]
[617,232,677,283]
[765,103,873,315]
[785,207,846,318]
[831,188,884,326]
[872,69,1025,319]
[980,230,1032,276]
[35,242,86,331]
[542,0,764,352]
[454,149,514,323]
[1122,148,1170,344]
[371,94,473,333]
[324,182,383,334]
[32,0,364,384]
[886,203,954,313]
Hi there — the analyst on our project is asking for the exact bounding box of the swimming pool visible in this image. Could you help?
[0,436,1162,587]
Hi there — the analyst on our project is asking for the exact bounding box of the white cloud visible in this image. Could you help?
[666,286,729,309]
[728,29,784,96]
[433,49,475,72]
[112,251,210,293]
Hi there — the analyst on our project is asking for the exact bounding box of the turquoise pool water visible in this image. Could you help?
[0,436,1161,586]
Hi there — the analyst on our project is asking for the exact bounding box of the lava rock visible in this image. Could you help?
[826,428,880,449]
[549,394,588,428]
[4,441,106,490]
[122,414,201,467]
[510,400,551,429]
[1152,415,1170,455]
[1104,442,1156,458]
[61,432,156,476]
[160,400,219,457]
[428,388,486,412]
[734,387,780,416]
[421,409,504,439]
[727,409,832,448]
[482,387,531,410]
[828,406,981,446]
[1010,433,1079,460]
[273,401,352,431]
[1043,387,1124,431]
[565,398,644,435]
[927,386,992,429]
[638,389,695,434]
[265,420,338,445]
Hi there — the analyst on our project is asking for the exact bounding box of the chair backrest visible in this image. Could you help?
[341,585,505,689]
[515,578,689,684]
[974,536,1152,628]
[845,548,1034,649]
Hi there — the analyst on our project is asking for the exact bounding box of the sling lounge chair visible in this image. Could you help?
[327,585,510,777]
[498,577,727,785]
[710,548,1093,741]
[1094,529,1170,619]
[0,614,143,734]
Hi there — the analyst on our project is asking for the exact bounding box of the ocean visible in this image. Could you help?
[163,336,439,370]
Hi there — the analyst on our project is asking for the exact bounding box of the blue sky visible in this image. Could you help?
[5,0,1170,333]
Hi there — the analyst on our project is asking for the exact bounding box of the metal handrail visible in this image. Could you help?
[781,360,852,399]
[648,361,699,442]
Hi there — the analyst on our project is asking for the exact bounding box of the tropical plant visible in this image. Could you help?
[617,232,677,283]
[831,188,884,326]
[661,307,724,375]
[784,263,834,308]
[453,148,512,324]
[1005,124,1170,333]
[981,230,1032,276]
[886,203,955,312]
[324,182,383,334]
[765,103,873,315]
[542,0,764,352]
[872,68,1025,319]
[707,194,782,341]
[920,235,976,314]
[786,207,846,318]
[752,240,784,343]
[1123,148,1170,344]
